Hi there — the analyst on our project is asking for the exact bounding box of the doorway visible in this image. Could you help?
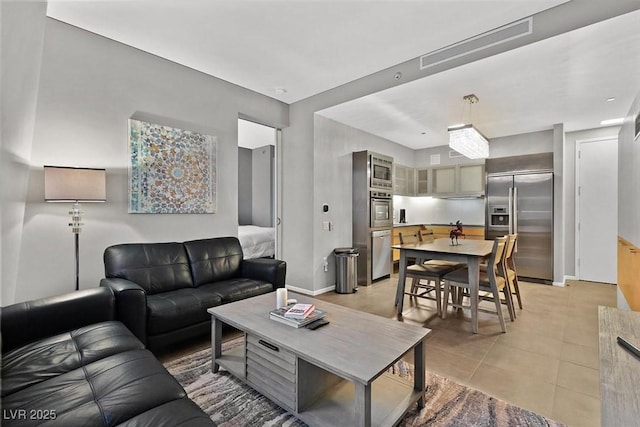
[237,118,281,258]
[576,137,618,284]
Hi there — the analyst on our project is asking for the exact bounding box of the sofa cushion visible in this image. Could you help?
[104,243,193,294]
[116,398,216,426]
[146,288,223,335]
[184,237,243,286]
[199,278,274,304]
[1,349,195,426]
[1,321,143,397]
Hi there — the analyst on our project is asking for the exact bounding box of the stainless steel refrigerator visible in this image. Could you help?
[485,156,553,283]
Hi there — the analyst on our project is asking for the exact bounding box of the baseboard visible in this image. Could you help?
[285,284,335,296]
[552,275,578,287]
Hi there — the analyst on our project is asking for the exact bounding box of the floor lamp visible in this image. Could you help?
[44,166,106,291]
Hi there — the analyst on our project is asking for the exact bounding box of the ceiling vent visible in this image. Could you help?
[420,17,532,70]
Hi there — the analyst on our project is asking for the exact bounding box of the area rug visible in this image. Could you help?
[163,338,564,427]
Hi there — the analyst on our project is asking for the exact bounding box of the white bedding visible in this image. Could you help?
[238,225,275,259]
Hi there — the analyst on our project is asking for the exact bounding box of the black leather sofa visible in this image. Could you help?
[101,237,286,351]
[0,287,214,426]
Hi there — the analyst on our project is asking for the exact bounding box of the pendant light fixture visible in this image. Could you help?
[448,94,489,159]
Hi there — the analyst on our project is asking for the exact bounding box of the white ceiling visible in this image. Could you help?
[46,0,566,104]
[318,9,640,148]
[46,1,640,150]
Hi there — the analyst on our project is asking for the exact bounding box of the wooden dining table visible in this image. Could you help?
[392,238,494,333]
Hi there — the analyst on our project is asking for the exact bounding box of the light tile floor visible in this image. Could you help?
[159,276,615,427]
[314,276,616,427]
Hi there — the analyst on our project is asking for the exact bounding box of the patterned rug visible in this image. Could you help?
[163,337,565,427]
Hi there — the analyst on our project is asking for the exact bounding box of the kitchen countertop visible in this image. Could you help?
[393,223,484,228]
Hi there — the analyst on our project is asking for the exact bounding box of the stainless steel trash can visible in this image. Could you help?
[334,247,359,293]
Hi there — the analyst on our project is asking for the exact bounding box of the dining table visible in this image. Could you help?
[392,238,495,333]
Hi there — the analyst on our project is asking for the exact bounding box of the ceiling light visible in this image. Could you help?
[606,97,616,102]
[448,94,489,159]
[601,118,624,126]
[273,87,287,95]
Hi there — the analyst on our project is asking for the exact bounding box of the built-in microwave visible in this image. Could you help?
[370,191,393,228]
[370,153,393,190]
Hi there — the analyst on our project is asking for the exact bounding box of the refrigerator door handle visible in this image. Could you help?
[513,186,518,234]
[513,186,518,252]
[508,187,514,234]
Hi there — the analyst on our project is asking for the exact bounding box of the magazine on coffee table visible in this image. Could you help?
[270,305,326,328]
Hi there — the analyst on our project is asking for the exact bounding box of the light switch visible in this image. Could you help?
[322,221,332,231]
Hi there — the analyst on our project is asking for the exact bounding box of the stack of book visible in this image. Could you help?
[269,303,326,328]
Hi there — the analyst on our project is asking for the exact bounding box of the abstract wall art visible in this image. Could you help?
[128,119,216,213]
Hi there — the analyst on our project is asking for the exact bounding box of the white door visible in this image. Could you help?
[577,137,618,284]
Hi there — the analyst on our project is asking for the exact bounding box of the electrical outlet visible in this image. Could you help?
[322,257,328,272]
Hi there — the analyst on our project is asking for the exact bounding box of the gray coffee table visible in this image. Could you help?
[208,292,430,427]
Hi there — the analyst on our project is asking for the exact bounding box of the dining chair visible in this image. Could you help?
[442,236,510,333]
[478,234,517,321]
[505,233,523,309]
[397,231,459,316]
[419,230,466,269]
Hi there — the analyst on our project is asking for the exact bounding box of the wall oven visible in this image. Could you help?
[370,153,393,190]
[370,191,393,228]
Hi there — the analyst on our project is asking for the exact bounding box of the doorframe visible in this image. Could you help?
[275,128,283,259]
[574,135,618,282]
[237,115,283,259]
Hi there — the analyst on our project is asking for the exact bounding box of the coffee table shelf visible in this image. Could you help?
[215,344,245,379]
[298,369,422,427]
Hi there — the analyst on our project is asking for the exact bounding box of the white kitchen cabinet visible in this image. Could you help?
[458,164,485,195]
[393,164,415,196]
[431,166,456,195]
[416,168,430,195]
[394,162,484,197]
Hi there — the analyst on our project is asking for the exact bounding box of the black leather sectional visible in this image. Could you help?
[0,287,214,426]
[101,236,287,351]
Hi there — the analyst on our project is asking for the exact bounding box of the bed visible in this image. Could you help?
[238,225,275,259]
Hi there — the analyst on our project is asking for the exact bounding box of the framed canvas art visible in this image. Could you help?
[128,119,216,213]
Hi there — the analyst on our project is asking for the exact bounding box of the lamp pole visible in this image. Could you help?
[69,201,83,291]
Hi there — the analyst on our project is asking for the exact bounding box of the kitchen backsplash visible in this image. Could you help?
[393,195,485,226]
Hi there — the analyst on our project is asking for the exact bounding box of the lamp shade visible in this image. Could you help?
[44,166,106,202]
[448,124,490,159]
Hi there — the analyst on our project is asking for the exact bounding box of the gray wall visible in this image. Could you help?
[487,130,554,158]
[0,1,47,306]
[238,145,274,227]
[7,17,288,303]
[553,124,565,285]
[618,99,639,244]
[312,115,415,290]
[238,147,252,225]
[618,90,640,307]
[252,145,274,227]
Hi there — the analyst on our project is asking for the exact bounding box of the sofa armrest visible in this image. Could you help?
[100,278,148,345]
[0,287,115,353]
[239,258,287,289]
